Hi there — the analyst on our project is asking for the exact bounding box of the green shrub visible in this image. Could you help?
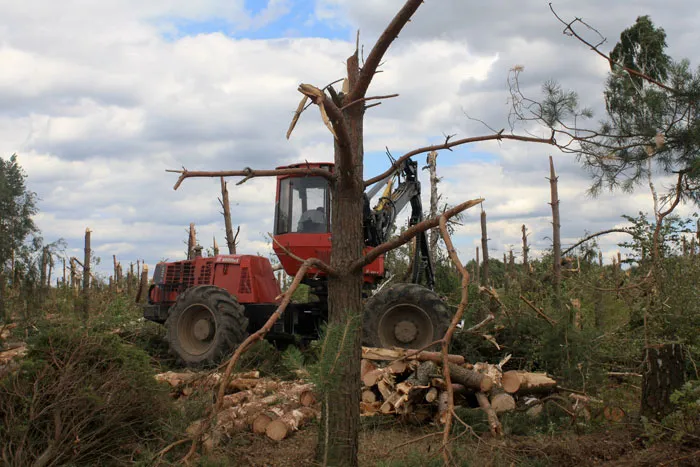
[0,326,171,466]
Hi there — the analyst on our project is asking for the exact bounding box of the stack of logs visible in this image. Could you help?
[154,346,560,446]
[360,347,557,433]
[155,370,320,448]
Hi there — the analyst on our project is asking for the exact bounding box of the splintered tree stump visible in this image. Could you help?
[641,343,685,419]
[501,371,556,394]
[448,363,493,392]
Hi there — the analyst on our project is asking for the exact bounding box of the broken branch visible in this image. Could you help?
[350,198,484,272]
[364,133,555,187]
[168,167,335,190]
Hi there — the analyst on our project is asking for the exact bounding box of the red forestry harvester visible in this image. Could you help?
[144,159,450,366]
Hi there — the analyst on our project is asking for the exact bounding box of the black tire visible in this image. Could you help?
[165,285,248,367]
[363,283,450,349]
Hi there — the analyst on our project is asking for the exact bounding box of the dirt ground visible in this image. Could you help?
[217,422,700,467]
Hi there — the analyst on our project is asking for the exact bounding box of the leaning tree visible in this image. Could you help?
[171,1,558,464]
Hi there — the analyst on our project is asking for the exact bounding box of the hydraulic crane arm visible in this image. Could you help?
[364,159,435,289]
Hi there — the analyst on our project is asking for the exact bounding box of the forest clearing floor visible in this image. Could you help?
[211,418,699,467]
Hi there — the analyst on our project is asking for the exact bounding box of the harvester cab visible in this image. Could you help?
[144,159,450,366]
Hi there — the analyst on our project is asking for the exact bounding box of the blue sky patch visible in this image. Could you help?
[159,0,351,42]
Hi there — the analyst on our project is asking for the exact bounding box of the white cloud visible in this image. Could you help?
[0,0,698,277]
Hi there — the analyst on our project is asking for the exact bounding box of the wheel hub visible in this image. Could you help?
[394,320,418,343]
[377,304,434,349]
[177,305,216,356]
[193,318,212,341]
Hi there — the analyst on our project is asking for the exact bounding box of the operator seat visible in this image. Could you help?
[297,207,327,233]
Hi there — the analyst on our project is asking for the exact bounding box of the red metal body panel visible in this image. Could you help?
[272,233,385,284]
[149,254,280,305]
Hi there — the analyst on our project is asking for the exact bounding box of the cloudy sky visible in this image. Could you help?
[1,0,697,277]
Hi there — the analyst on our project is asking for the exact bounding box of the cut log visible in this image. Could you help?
[437,390,449,424]
[407,360,437,387]
[265,408,318,440]
[360,359,377,381]
[299,390,316,407]
[448,363,493,392]
[362,389,377,404]
[377,379,394,400]
[360,401,381,415]
[501,371,556,394]
[221,391,250,409]
[519,397,543,417]
[425,387,438,403]
[603,406,625,422]
[388,359,408,374]
[265,420,288,441]
[252,413,273,434]
[476,392,503,436]
[490,391,516,414]
[362,346,465,365]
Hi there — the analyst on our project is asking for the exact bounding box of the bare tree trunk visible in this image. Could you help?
[81,229,91,322]
[509,250,514,270]
[62,258,66,286]
[522,224,529,271]
[47,252,53,290]
[480,210,489,287]
[70,258,77,293]
[128,262,134,297]
[316,51,365,467]
[213,236,220,256]
[475,246,480,285]
[220,178,238,254]
[642,344,685,419]
[40,246,48,290]
[548,156,561,307]
[113,255,120,291]
[187,223,196,260]
[426,151,440,265]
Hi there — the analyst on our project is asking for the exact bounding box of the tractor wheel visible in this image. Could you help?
[363,283,450,349]
[165,285,248,367]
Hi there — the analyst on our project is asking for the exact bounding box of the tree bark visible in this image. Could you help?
[641,343,685,419]
[187,223,196,260]
[317,51,365,467]
[548,156,561,307]
[480,210,489,287]
[522,224,529,271]
[426,151,440,266]
[475,246,480,285]
[81,228,91,322]
[220,177,238,254]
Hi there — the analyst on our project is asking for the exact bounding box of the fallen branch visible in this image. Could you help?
[519,295,557,326]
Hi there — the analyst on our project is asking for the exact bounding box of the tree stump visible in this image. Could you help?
[641,344,685,419]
